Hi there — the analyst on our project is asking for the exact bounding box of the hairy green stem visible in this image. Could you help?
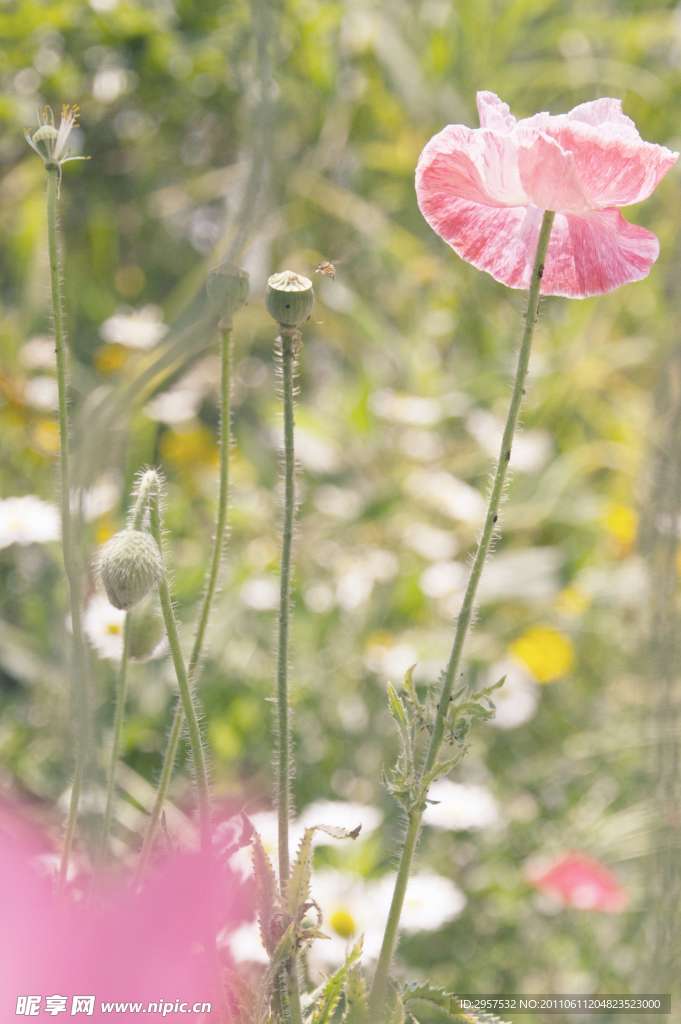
[46,164,89,899]
[368,210,556,1017]
[133,329,232,887]
[276,327,300,1020]
[276,328,297,884]
[149,493,212,849]
[100,614,131,859]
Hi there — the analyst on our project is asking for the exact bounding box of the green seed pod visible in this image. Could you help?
[33,125,59,144]
[206,261,250,329]
[98,529,164,611]
[128,595,166,661]
[265,271,314,327]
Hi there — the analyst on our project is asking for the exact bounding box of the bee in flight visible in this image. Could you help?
[315,260,340,280]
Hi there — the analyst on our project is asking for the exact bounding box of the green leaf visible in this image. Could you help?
[288,827,315,922]
[402,989,511,1024]
[251,824,280,956]
[343,965,368,1024]
[385,983,405,1024]
[388,681,413,777]
[310,938,363,1024]
[421,752,463,789]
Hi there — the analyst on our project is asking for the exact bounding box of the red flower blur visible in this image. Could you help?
[0,805,252,1021]
[416,91,678,298]
[529,851,628,912]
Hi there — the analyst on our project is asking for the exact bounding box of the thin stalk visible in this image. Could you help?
[368,210,556,1017]
[46,163,89,899]
[100,474,158,862]
[277,327,297,889]
[100,614,131,859]
[275,327,301,1022]
[132,329,232,887]
[149,493,212,849]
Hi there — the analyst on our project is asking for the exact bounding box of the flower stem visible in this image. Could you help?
[100,614,131,860]
[132,329,232,886]
[46,164,89,899]
[276,326,301,1021]
[277,326,297,888]
[149,491,212,850]
[368,209,556,1017]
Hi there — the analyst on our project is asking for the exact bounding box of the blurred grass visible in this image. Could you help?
[0,0,679,1008]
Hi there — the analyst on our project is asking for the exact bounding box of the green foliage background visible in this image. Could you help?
[0,0,680,1014]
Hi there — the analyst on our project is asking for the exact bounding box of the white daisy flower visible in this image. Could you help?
[83,594,126,661]
[486,658,539,730]
[99,305,167,349]
[0,495,60,549]
[423,780,499,831]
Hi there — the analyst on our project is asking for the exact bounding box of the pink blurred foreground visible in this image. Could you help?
[0,806,251,1021]
[416,91,678,297]
[529,851,628,912]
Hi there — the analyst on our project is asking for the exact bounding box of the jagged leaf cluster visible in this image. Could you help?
[383,666,502,811]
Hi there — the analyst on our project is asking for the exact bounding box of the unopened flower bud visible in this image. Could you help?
[98,529,164,610]
[128,595,165,661]
[207,261,250,329]
[265,271,314,327]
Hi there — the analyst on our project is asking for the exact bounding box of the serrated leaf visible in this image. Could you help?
[310,938,363,1024]
[385,983,405,1024]
[251,825,280,956]
[402,664,418,705]
[404,983,454,1009]
[456,1009,511,1024]
[342,965,368,1024]
[288,827,315,921]
[421,752,463,789]
[403,986,468,1024]
[388,681,409,734]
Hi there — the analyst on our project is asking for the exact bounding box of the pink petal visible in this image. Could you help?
[476,91,516,134]
[416,188,660,297]
[530,852,628,913]
[516,128,591,213]
[416,124,527,208]
[567,97,637,129]
[518,110,678,208]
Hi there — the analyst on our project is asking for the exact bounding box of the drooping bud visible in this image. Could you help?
[265,271,314,327]
[207,261,250,329]
[97,529,164,610]
[128,595,166,661]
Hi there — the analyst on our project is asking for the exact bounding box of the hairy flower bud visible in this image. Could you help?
[98,529,164,611]
[206,261,250,329]
[265,271,314,327]
[128,595,165,661]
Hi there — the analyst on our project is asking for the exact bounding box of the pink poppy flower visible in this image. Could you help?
[0,804,252,1021]
[416,91,678,298]
[528,851,627,912]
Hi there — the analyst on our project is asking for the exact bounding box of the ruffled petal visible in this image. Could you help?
[542,208,660,297]
[476,91,516,134]
[517,109,678,208]
[416,187,660,298]
[567,97,637,130]
[515,128,591,213]
[416,124,527,208]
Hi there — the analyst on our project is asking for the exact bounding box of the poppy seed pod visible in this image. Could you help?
[98,529,164,611]
[265,271,314,327]
[206,261,250,329]
[128,595,165,661]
